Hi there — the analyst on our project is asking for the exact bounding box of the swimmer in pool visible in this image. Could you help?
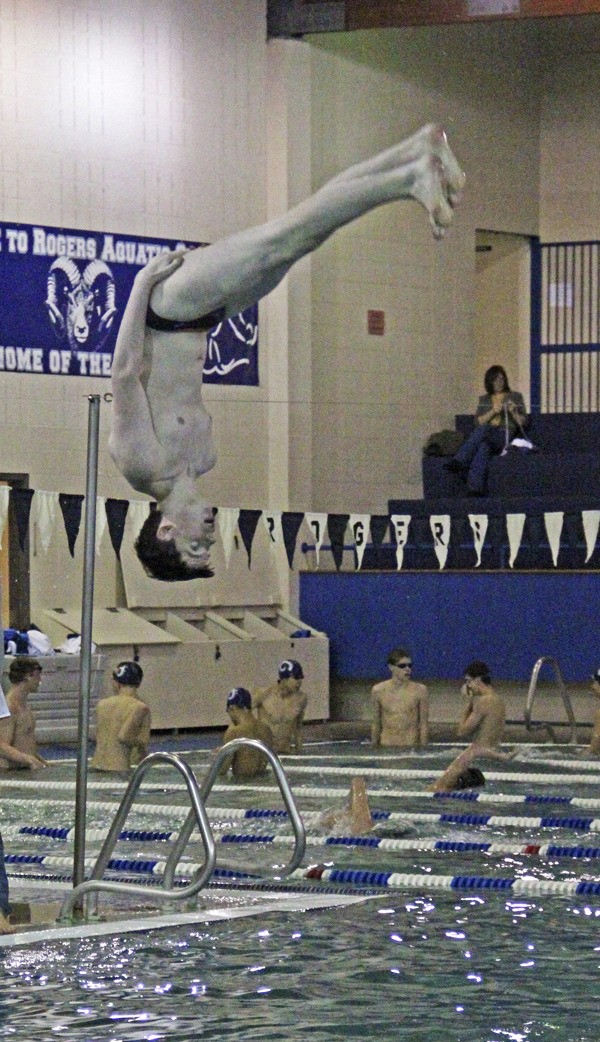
[108,124,464,579]
[579,666,600,756]
[427,743,516,792]
[371,647,429,748]
[218,687,274,781]
[253,660,308,754]
[456,661,506,748]
[91,661,151,772]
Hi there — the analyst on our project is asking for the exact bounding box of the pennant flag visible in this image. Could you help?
[59,493,84,557]
[33,490,59,555]
[11,488,35,551]
[468,513,488,568]
[95,497,107,555]
[262,511,288,575]
[304,512,328,568]
[544,511,564,567]
[390,514,411,570]
[105,498,129,560]
[0,486,9,550]
[238,509,262,568]
[506,513,526,568]
[127,500,152,541]
[430,514,450,570]
[217,507,240,568]
[328,514,349,571]
[262,511,283,546]
[281,512,305,569]
[582,509,600,564]
[349,514,371,570]
[370,515,389,549]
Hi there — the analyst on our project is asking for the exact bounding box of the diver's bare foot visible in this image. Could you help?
[411,125,465,239]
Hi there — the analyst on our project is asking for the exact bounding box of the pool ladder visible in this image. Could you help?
[59,739,306,922]
[524,655,577,744]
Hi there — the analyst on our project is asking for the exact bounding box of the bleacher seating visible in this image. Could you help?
[422,413,600,500]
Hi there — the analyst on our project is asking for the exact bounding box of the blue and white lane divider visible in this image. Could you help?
[5,852,600,898]
[14,822,600,861]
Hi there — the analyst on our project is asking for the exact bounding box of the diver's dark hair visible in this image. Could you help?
[387,647,410,666]
[484,365,510,395]
[134,508,213,581]
[464,660,491,685]
[454,766,485,790]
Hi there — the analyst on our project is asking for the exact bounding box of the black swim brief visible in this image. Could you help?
[146,304,225,333]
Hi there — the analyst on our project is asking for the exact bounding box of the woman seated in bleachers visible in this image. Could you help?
[445,364,527,495]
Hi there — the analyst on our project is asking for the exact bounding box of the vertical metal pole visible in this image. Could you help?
[72,395,101,898]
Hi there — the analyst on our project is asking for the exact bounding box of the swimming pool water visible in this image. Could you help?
[0,891,598,1041]
[2,743,600,1040]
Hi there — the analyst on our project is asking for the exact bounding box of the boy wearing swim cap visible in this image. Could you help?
[91,661,151,772]
[253,661,307,754]
[219,688,274,780]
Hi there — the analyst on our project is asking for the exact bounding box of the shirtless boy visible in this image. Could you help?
[219,687,274,781]
[91,661,151,772]
[582,666,600,755]
[253,660,307,754]
[108,124,464,579]
[457,660,506,748]
[0,657,48,771]
[371,648,429,748]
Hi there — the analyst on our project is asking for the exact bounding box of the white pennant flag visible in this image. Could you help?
[506,513,526,568]
[263,511,283,546]
[95,497,107,555]
[390,514,411,570]
[582,510,600,563]
[217,508,240,568]
[468,513,488,568]
[127,500,151,540]
[305,512,328,568]
[349,514,371,570]
[544,511,564,567]
[0,486,8,550]
[430,514,451,570]
[32,490,59,554]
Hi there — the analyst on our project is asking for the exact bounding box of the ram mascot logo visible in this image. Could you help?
[204,311,257,377]
[45,257,116,354]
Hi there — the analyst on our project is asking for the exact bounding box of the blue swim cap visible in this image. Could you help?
[227,687,252,710]
[278,659,304,681]
[113,661,143,687]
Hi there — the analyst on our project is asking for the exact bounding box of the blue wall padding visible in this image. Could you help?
[299,572,600,681]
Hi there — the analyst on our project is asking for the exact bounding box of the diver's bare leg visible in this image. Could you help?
[150,125,464,322]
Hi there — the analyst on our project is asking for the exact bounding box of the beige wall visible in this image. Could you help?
[304,23,540,508]
[539,54,600,241]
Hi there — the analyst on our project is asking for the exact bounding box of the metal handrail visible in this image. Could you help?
[59,751,216,922]
[524,656,577,744]
[162,738,306,890]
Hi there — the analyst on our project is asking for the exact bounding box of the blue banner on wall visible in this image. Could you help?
[0,221,258,384]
